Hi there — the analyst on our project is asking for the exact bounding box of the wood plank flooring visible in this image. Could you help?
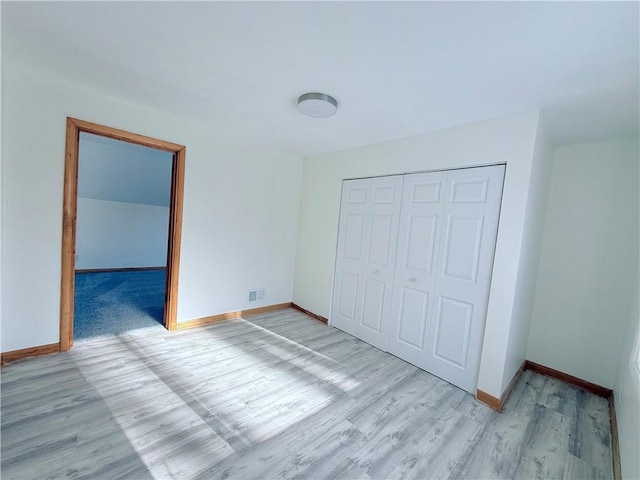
[1,309,613,479]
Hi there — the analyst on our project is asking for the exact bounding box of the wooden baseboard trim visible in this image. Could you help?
[524,360,612,398]
[1,343,60,366]
[609,392,622,480]
[476,389,502,411]
[176,302,293,330]
[75,266,166,274]
[291,303,329,324]
[476,360,526,412]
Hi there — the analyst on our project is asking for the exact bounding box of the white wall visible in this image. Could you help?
[0,47,4,350]
[615,265,639,480]
[1,62,303,351]
[293,108,541,397]
[527,138,640,388]
[76,198,170,269]
[614,138,639,480]
[499,114,554,392]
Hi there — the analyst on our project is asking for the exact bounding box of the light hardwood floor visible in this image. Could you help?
[1,309,613,479]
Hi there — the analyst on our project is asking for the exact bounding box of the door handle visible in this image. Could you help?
[409,277,417,282]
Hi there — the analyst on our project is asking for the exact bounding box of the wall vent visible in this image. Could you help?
[248,289,265,302]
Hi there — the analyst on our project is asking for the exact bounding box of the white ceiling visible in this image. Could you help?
[2,1,638,157]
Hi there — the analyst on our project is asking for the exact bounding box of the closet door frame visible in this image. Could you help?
[329,163,506,393]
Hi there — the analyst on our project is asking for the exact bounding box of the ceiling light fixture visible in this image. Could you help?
[297,92,338,118]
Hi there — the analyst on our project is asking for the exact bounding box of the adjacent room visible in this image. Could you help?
[1,2,638,480]
[74,132,173,339]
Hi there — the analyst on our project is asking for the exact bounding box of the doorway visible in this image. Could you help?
[60,118,186,351]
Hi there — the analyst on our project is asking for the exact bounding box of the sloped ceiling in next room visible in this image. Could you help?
[78,133,173,208]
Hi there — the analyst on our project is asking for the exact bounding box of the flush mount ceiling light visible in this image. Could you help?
[297,92,338,118]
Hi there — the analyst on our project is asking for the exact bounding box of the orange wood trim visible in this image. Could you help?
[476,389,502,411]
[176,303,293,330]
[291,303,329,324]
[76,266,166,274]
[164,147,186,331]
[60,117,186,348]
[476,360,526,412]
[610,392,622,480]
[1,343,60,366]
[60,118,80,352]
[524,360,613,398]
[66,117,184,152]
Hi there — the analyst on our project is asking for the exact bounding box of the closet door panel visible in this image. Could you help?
[336,271,360,323]
[367,213,395,266]
[361,277,386,332]
[387,172,446,367]
[331,176,403,349]
[395,286,430,349]
[401,213,439,273]
[343,212,365,261]
[331,180,368,336]
[426,165,505,393]
[355,176,403,350]
[441,215,484,283]
[432,296,473,368]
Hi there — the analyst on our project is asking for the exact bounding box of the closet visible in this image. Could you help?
[331,165,505,393]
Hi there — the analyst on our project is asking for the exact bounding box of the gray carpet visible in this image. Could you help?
[74,269,166,340]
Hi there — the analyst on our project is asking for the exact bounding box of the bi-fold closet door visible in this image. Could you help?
[331,175,404,351]
[331,165,505,393]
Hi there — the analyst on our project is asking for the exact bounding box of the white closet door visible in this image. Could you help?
[425,165,505,392]
[331,180,368,337]
[331,176,403,350]
[387,171,447,367]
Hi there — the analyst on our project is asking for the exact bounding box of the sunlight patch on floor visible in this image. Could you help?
[75,333,336,477]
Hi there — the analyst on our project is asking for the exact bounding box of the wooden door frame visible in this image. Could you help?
[60,117,186,351]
